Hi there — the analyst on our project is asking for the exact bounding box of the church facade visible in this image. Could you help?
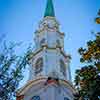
[16,0,75,100]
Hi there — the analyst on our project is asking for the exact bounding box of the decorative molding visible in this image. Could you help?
[42,16,58,22]
[17,77,75,96]
[29,45,70,61]
[35,16,60,34]
[57,31,65,36]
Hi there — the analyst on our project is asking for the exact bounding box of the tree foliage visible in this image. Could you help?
[78,33,100,70]
[0,41,32,100]
[74,33,100,100]
[74,65,100,100]
[74,10,100,100]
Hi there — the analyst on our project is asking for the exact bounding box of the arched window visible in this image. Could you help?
[31,96,40,100]
[56,40,61,46]
[60,59,66,76]
[40,38,45,46]
[35,58,43,75]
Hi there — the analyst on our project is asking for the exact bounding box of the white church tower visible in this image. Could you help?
[16,0,75,100]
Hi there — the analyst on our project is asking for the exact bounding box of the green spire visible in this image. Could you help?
[44,0,55,17]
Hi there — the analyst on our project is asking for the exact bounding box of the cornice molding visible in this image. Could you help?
[29,45,71,60]
[17,77,75,96]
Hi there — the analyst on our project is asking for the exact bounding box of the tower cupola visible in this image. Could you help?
[29,0,71,82]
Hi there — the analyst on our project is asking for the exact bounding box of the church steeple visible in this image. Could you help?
[44,0,55,17]
[16,1,75,100]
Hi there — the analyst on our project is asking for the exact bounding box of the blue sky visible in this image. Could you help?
[0,0,100,86]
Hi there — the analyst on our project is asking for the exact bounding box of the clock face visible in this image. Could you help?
[48,21,53,28]
[31,96,40,100]
[43,19,55,28]
[39,19,58,29]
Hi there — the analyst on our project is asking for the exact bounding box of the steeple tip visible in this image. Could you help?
[44,0,55,17]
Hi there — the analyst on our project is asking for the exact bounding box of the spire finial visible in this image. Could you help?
[44,0,55,17]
